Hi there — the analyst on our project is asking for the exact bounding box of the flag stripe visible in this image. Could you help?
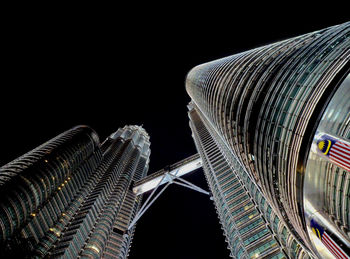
[323,232,349,259]
[329,154,350,170]
[329,150,350,161]
[332,144,350,158]
[330,151,350,164]
[323,240,341,259]
[324,241,344,259]
[330,159,350,172]
[330,156,350,171]
[330,151,350,165]
[336,140,350,148]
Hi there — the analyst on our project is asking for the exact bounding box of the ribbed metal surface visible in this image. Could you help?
[303,74,350,258]
[0,126,101,243]
[189,107,316,258]
[186,22,350,257]
[0,125,151,259]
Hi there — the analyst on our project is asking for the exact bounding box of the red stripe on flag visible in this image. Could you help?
[329,146,350,170]
[331,155,350,168]
[337,140,350,148]
[330,152,350,168]
[323,233,349,259]
[330,156,350,171]
[330,159,350,172]
[323,240,341,259]
[324,233,344,258]
[332,144,350,158]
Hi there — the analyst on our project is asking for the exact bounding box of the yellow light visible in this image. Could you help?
[86,244,100,254]
[61,184,64,187]
[58,187,61,190]
[49,227,61,237]
[31,213,36,217]
[64,180,68,184]
[44,159,48,163]
[67,177,71,180]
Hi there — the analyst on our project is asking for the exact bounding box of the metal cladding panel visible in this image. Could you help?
[304,74,350,258]
[0,125,151,259]
[189,109,293,259]
[0,125,101,243]
[189,107,312,258]
[186,22,350,257]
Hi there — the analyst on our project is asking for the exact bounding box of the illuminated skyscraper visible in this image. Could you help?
[186,22,349,258]
[1,22,350,259]
[189,107,310,258]
[0,125,150,258]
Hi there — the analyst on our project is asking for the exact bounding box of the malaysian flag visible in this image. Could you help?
[310,219,349,259]
[317,134,350,172]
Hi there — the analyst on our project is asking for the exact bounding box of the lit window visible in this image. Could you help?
[49,227,61,237]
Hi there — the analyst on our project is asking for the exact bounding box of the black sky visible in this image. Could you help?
[1,5,348,259]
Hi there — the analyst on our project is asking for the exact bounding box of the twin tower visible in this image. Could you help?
[1,22,349,258]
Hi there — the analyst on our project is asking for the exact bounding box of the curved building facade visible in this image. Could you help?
[186,22,350,258]
[0,125,150,259]
[0,126,102,243]
[189,106,312,258]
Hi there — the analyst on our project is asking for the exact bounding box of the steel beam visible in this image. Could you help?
[133,153,202,195]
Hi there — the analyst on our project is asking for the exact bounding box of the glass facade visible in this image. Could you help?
[0,125,150,258]
[1,21,349,259]
[304,74,350,258]
[186,22,350,258]
[189,107,313,258]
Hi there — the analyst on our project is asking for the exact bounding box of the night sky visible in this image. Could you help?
[1,6,348,259]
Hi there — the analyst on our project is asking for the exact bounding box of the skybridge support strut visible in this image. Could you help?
[128,154,208,231]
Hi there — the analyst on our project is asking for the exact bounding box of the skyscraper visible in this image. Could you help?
[186,22,349,258]
[0,125,150,258]
[1,22,349,259]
